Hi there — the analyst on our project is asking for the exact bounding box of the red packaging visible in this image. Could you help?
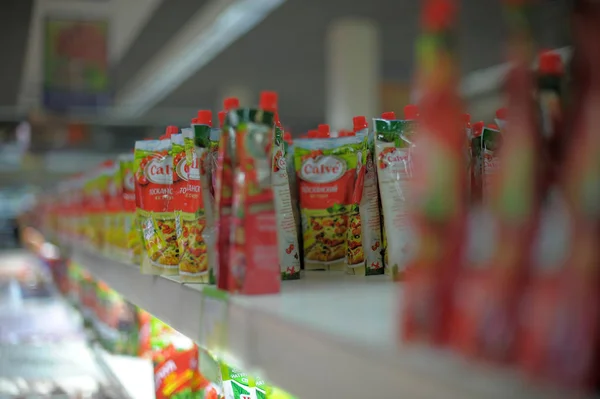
[402,0,468,345]
[463,113,473,201]
[104,160,123,255]
[518,0,600,390]
[134,127,179,275]
[215,97,239,290]
[227,91,280,294]
[469,121,485,204]
[138,310,152,357]
[451,0,543,363]
[154,345,201,399]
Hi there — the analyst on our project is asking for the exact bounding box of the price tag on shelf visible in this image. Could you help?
[200,286,229,357]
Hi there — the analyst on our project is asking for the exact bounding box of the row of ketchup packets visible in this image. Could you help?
[45,91,432,291]
[399,7,600,396]
[46,93,289,293]
[130,92,285,294]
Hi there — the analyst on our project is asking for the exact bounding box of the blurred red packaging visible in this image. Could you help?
[402,0,468,345]
[518,0,600,390]
[449,0,544,363]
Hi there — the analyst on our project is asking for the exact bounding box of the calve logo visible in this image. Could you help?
[144,157,173,184]
[277,155,287,171]
[379,148,412,178]
[381,148,410,165]
[484,153,500,174]
[176,156,200,181]
[300,155,346,183]
[124,170,135,191]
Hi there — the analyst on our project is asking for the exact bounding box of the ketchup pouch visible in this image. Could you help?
[118,153,142,264]
[294,135,364,271]
[271,124,301,279]
[173,132,209,283]
[373,117,417,279]
[227,108,280,294]
[352,127,384,275]
[214,117,236,290]
[134,138,179,275]
[106,161,124,258]
[190,122,221,285]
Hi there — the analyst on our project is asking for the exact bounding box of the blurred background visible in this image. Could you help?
[0,0,570,192]
[0,0,584,398]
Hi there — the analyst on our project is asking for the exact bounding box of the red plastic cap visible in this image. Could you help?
[308,130,318,138]
[317,124,330,135]
[196,110,212,126]
[164,125,179,137]
[472,121,484,137]
[274,112,282,127]
[496,107,508,120]
[259,91,278,112]
[283,132,293,143]
[538,51,563,75]
[487,123,499,130]
[422,0,456,31]
[381,111,396,120]
[404,105,419,120]
[218,111,226,127]
[223,97,239,112]
[462,113,471,123]
[352,116,368,132]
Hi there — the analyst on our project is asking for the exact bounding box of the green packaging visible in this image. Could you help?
[220,364,255,399]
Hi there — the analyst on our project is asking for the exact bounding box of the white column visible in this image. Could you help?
[216,85,254,110]
[325,18,381,130]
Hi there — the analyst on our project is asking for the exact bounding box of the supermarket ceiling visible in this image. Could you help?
[1,0,571,128]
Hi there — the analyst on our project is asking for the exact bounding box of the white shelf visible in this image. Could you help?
[71,248,565,399]
[97,348,154,399]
